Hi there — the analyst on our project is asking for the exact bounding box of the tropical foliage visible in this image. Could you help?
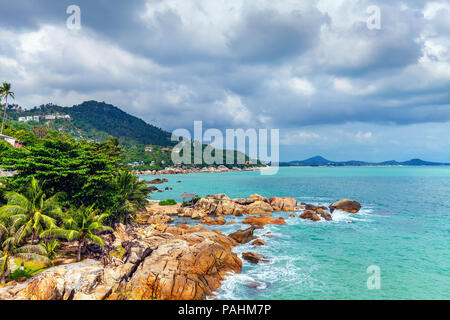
[40,206,113,262]
[0,83,153,282]
[0,216,50,283]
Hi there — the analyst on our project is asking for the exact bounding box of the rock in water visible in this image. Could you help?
[228,227,257,244]
[300,210,321,222]
[242,252,263,264]
[252,239,265,246]
[329,199,361,213]
[269,197,297,211]
[241,216,285,227]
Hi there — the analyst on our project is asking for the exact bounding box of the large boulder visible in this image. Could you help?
[316,208,332,221]
[0,224,242,301]
[0,260,105,300]
[241,216,286,227]
[228,227,257,244]
[193,198,218,215]
[329,199,361,213]
[242,252,263,264]
[249,194,269,203]
[269,197,297,212]
[246,201,274,215]
[300,210,321,222]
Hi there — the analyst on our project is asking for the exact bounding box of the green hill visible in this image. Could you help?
[6,101,260,170]
[8,101,173,146]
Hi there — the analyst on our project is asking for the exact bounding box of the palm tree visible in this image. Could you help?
[114,170,150,223]
[0,82,15,135]
[39,239,61,260]
[0,178,64,244]
[40,205,113,262]
[0,217,50,283]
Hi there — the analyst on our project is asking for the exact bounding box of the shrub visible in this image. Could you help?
[158,199,177,206]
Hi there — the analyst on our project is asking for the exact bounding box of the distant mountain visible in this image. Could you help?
[281,156,450,167]
[288,156,334,166]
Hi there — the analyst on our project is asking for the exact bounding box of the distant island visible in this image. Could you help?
[280,156,450,167]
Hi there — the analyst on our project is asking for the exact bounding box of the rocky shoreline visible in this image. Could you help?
[133,165,268,175]
[0,193,360,300]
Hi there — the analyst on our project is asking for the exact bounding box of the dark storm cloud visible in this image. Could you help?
[0,0,449,135]
[226,8,329,63]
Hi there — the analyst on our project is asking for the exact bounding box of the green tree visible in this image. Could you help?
[39,239,61,260]
[1,136,123,210]
[0,82,15,135]
[0,178,64,244]
[113,170,150,223]
[0,217,50,283]
[40,206,113,262]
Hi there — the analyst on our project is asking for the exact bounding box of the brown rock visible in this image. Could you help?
[246,201,274,215]
[252,239,265,246]
[300,210,321,222]
[249,194,269,203]
[316,208,332,221]
[242,252,263,264]
[228,227,257,244]
[147,178,168,184]
[216,216,226,225]
[242,216,286,227]
[0,224,242,301]
[233,198,255,206]
[329,199,361,213]
[269,197,297,211]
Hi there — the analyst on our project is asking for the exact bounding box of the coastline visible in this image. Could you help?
[0,192,357,300]
[133,165,269,176]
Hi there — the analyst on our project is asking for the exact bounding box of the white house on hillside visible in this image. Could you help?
[0,134,17,146]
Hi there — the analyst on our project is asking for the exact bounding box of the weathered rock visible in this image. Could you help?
[329,199,361,213]
[269,197,297,212]
[241,216,286,227]
[200,216,226,226]
[0,224,242,301]
[242,252,263,264]
[228,227,257,244]
[249,194,269,203]
[193,198,218,215]
[316,208,332,221]
[300,210,321,222]
[252,239,265,246]
[246,201,274,215]
[146,178,168,184]
[209,194,231,201]
[233,198,255,206]
[0,260,104,300]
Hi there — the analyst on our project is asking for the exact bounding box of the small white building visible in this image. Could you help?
[18,117,26,122]
[45,115,56,120]
[33,116,40,122]
[0,134,17,147]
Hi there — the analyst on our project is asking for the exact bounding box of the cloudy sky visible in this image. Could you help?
[1,0,450,162]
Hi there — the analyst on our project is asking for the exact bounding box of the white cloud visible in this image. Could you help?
[289,77,316,96]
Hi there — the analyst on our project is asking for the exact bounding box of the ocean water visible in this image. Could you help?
[141,167,450,300]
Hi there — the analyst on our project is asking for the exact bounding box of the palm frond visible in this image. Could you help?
[86,234,104,246]
[40,228,80,241]
[14,253,51,265]
[0,205,27,218]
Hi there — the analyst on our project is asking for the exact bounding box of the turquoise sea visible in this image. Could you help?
[141,167,450,300]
